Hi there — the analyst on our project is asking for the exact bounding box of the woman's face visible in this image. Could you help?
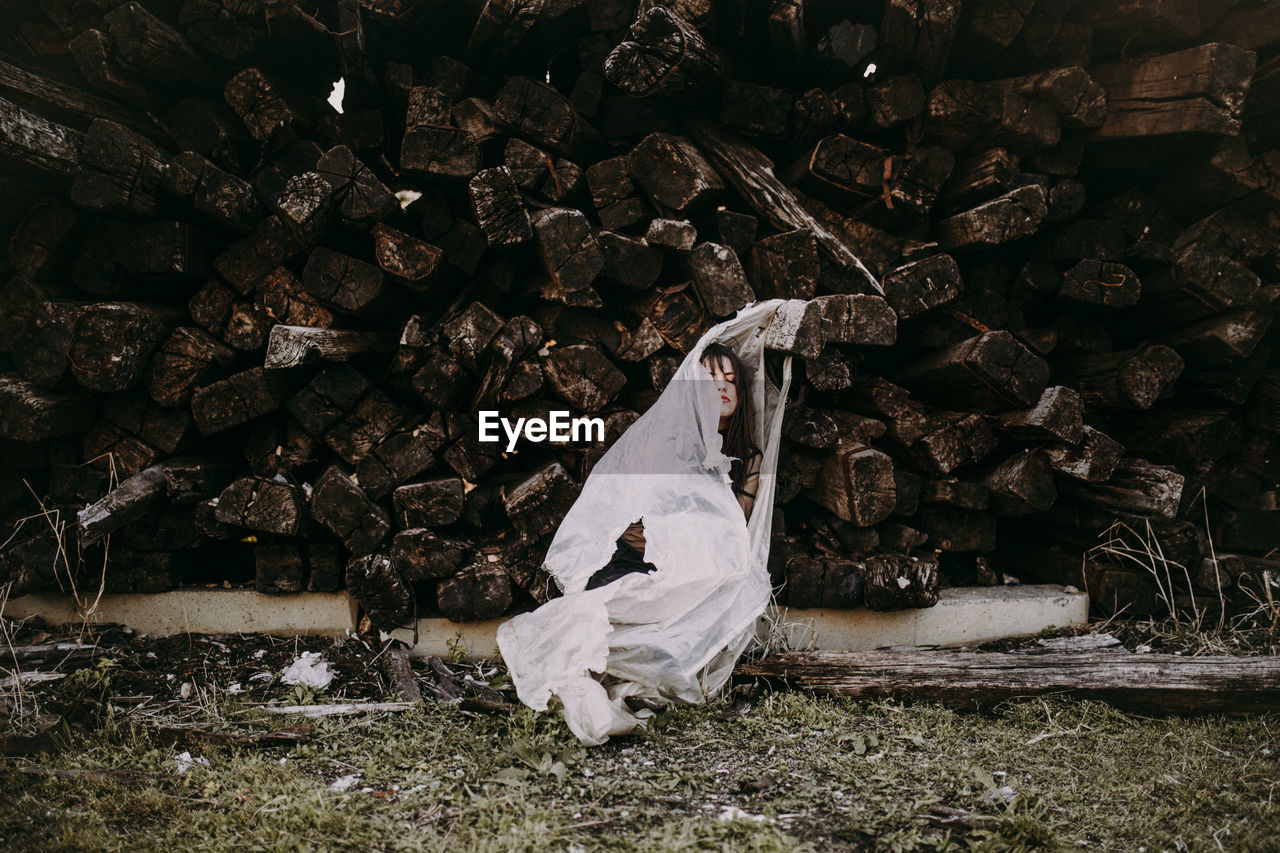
[702,354,737,423]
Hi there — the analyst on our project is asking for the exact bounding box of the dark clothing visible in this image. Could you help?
[585,538,658,590]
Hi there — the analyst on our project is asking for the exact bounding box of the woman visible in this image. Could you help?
[583,341,764,591]
[497,300,794,745]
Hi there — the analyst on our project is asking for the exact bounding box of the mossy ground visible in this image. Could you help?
[2,641,1277,853]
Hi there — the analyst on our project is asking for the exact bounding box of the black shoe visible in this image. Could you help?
[624,695,666,713]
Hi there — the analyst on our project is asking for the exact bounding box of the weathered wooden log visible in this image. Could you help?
[586,156,648,230]
[938,147,1020,213]
[315,144,396,225]
[542,344,626,412]
[1059,259,1141,308]
[70,119,167,216]
[393,478,466,529]
[254,541,306,594]
[528,206,604,307]
[684,117,881,293]
[1142,244,1261,327]
[762,298,823,359]
[504,462,581,542]
[437,559,513,621]
[924,79,1003,149]
[785,556,865,609]
[302,248,388,319]
[645,217,697,251]
[347,553,413,631]
[934,184,1048,250]
[863,553,939,610]
[400,123,481,179]
[68,302,177,393]
[191,368,289,435]
[492,76,601,160]
[866,74,926,129]
[603,4,735,97]
[0,95,83,177]
[164,151,259,233]
[265,326,393,370]
[67,27,161,110]
[783,134,887,205]
[0,373,88,440]
[390,529,470,582]
[1088,43,1256,140]
[312,466,391,555]
[77,464,167,545]
[1067,458,1185,519]
[746,229,818,301]
[469,166,532,246]
[214,477,307,537]
[1056,344,1184,411]
[370,224,442,289]
[0,58,161,139]
[996,386,1084,445]
[597,231,662,293]
[1042,425,1123,483]
[224,68,307,144]
[805,444,896,527]
[881,254,963,320]
[1164,307,1275,366]
[879,0,961,85]
[896,330,1050,411]
[105,2,216,85]
[734,649,1280,716]
[982,450,1058,515]
[988,65,1108,130]
[910,414,1000,475]
[627,132,724,213]
[814,294,898,347]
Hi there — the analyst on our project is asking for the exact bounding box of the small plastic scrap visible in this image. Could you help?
[174,751,211,774]
[281,652,336,688]
[330,773,361,792]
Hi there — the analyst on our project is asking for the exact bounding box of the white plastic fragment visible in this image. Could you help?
[280,651,335,689]
[330,773,361,792]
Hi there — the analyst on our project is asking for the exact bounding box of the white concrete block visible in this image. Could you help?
[390,584,1089,661]
[760,584,1089,651]
[9,584,1086,653]
[8,590,358,637]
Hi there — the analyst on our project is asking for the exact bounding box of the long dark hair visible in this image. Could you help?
[700,341,757,494]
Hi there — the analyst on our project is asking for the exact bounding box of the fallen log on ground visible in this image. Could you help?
[735,649,1280,716]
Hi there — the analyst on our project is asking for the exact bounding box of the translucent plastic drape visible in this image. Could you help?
[496,300,794,745]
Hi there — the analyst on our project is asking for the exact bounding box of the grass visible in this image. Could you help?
[2,681,1277,852]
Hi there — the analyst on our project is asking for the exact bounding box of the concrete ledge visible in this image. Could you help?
[389,584,1090,660]
[761,584,1089,651]
[7,590,359,637]
[8,584,1088,653]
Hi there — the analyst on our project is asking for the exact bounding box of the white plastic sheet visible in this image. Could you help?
[497,300,794,745]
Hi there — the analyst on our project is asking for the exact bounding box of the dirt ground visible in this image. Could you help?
[1,614,1277,852]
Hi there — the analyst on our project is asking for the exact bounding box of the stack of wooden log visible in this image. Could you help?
[1,0,1277,630]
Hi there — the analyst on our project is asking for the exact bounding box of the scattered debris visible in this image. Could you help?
[263,701,417,717]
[174,751,211,774]
[156,723,312,750]
[280,652,336,689]
[330,773,362,792]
